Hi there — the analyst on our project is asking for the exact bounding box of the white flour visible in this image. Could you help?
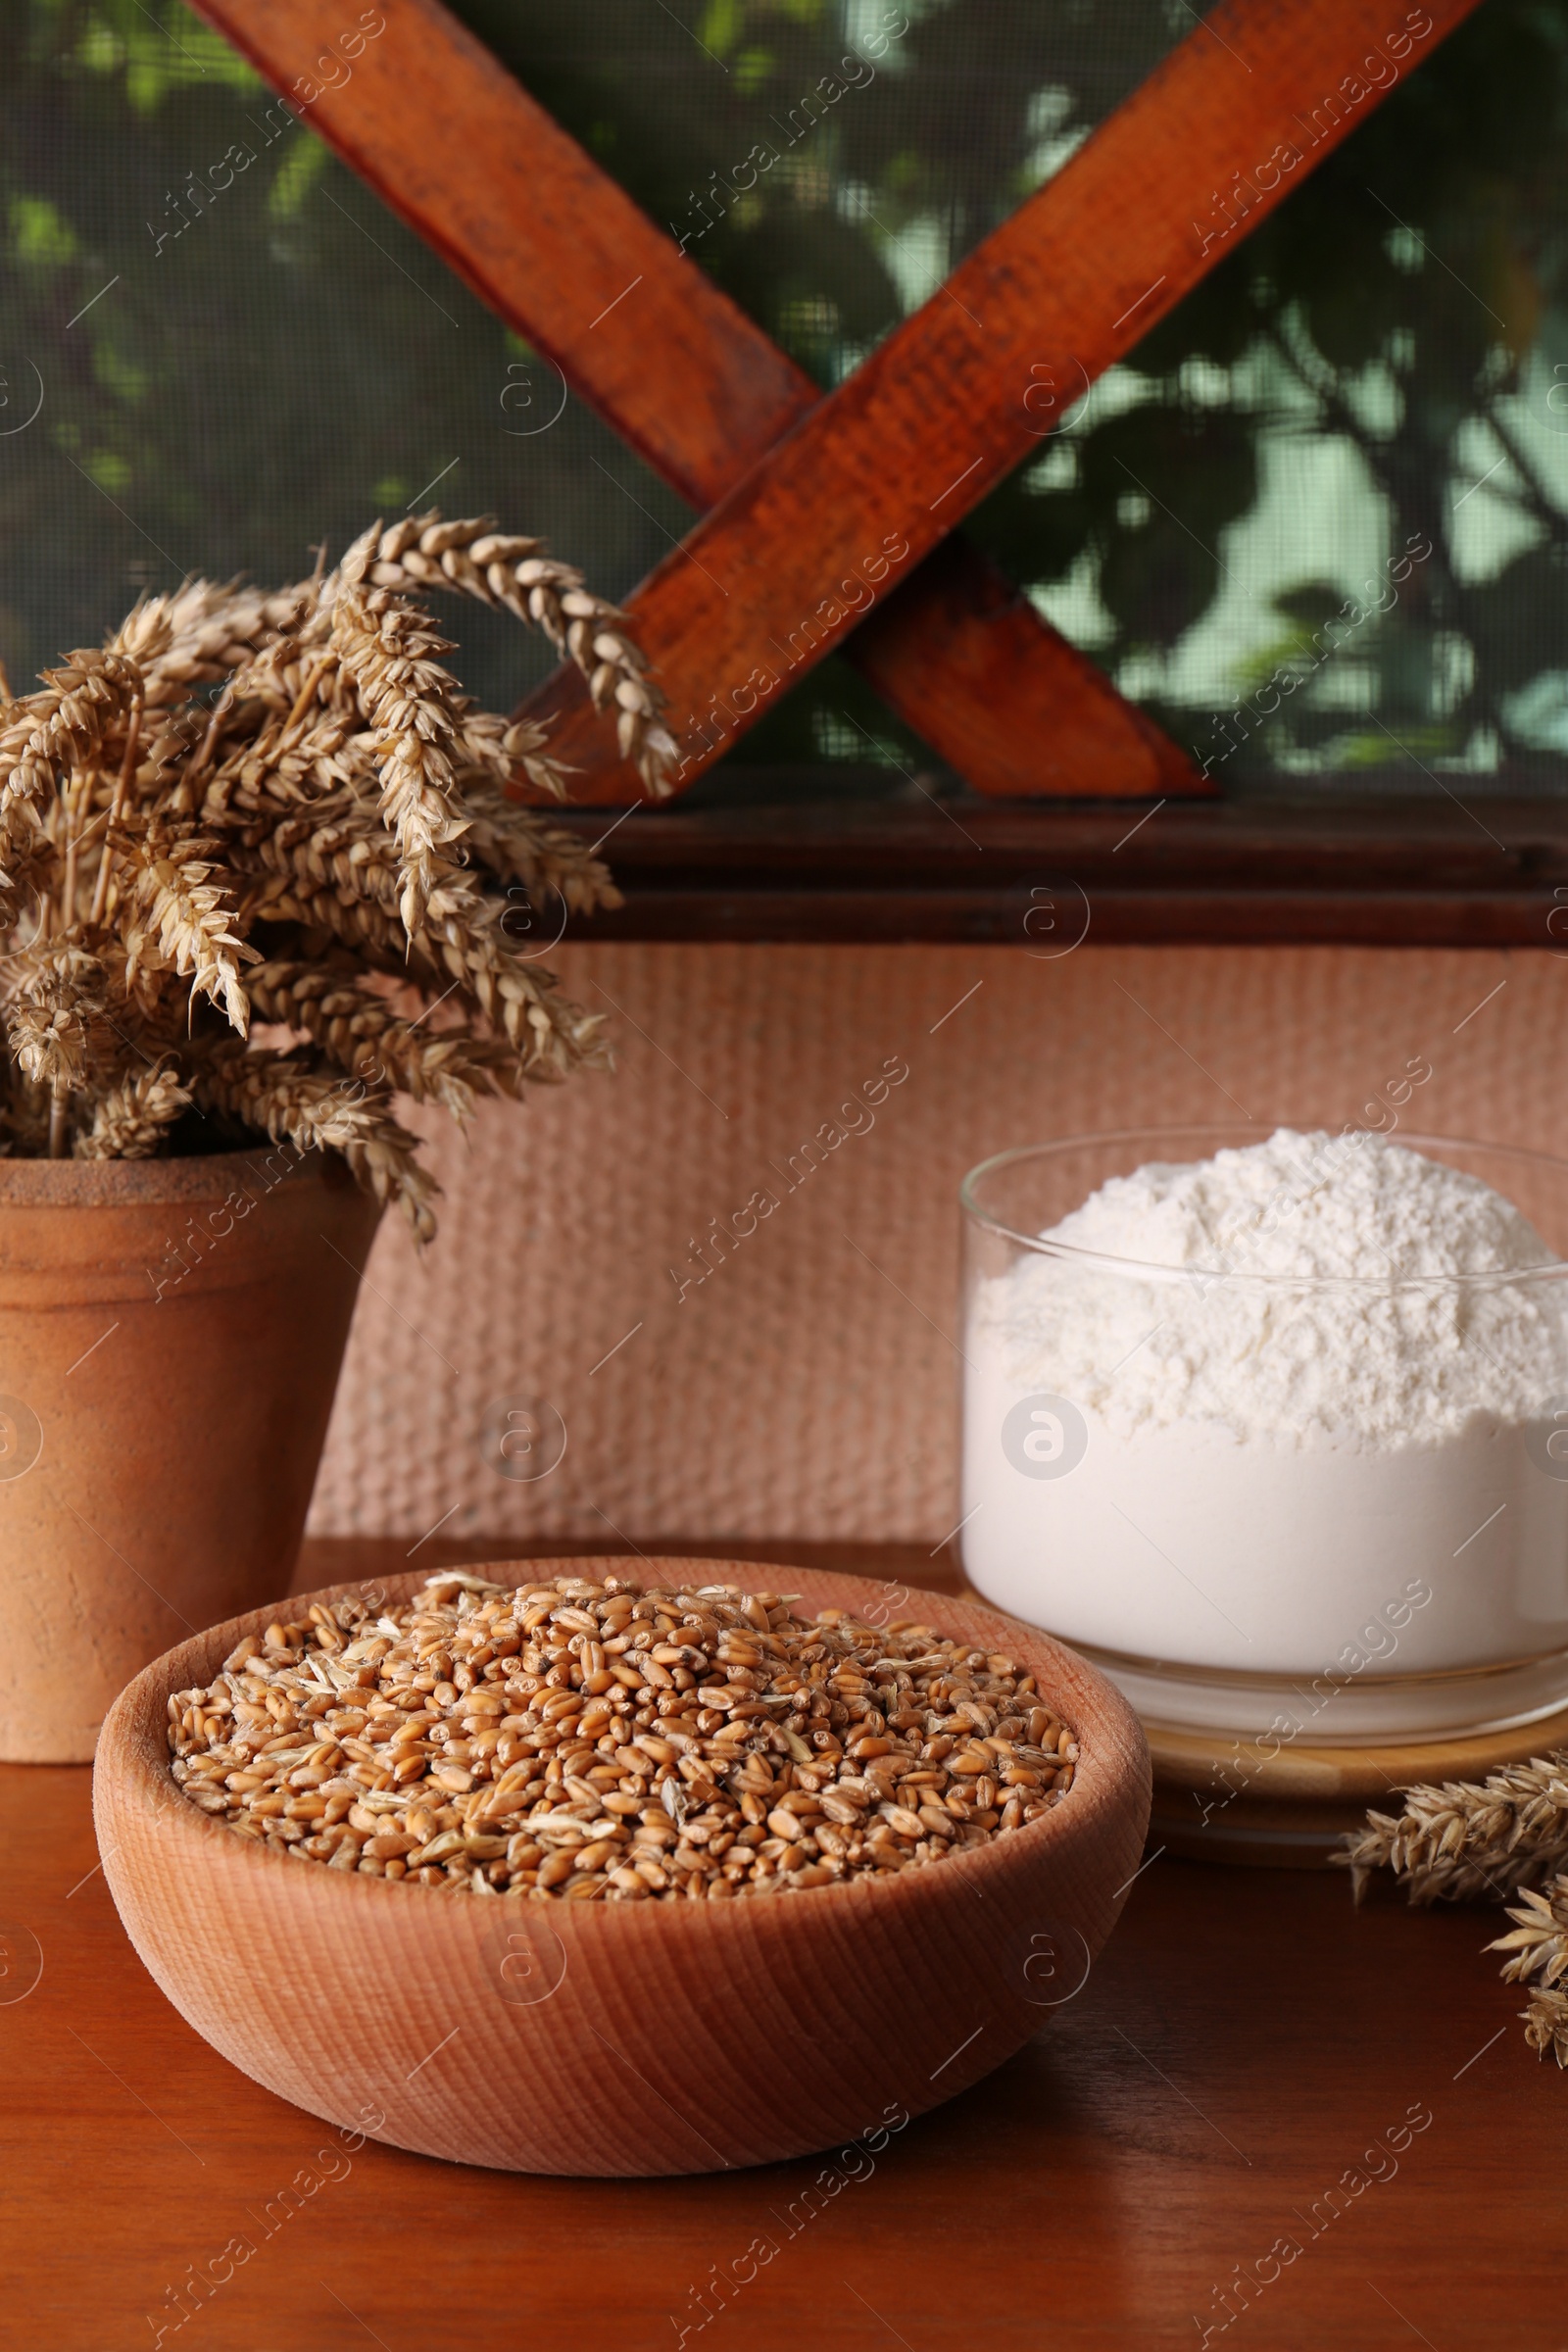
[960,1130,1568,1730]
[985,1128,1566,1451]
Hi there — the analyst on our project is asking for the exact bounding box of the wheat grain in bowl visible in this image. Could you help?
[167,1569,1078,1899]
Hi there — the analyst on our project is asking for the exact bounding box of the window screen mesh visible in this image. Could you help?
[0,1,691,722]
[3,0,1566,801]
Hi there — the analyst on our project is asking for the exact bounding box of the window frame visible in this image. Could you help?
[185,0,1547,943]
[549,791,1568,945]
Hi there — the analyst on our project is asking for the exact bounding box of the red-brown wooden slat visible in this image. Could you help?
[197,0,808,509]
[851,538,1200,798]
[515,0,1484,802]
[188,0,1202,800]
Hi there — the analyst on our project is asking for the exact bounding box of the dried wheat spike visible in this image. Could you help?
[410,889,610,1079]
[350,513,679,795]
[246,960,525,1120]
[1487,1875,1568,2065]
[74,1059,191,1159]
[330,579,470,938]
[2,944,108,1099]
[194,1041,438,1240]
[459,781,622,916]
[1522,1986,1568,2066]
[1488,1875,1568,1983]
[120,824,257,1036]
[231,799,605,1081]
[457,708,570,804]
[1347,1757,1568,2065]
[0,649,142,862]
[105,598,174,672]
[1343,1753,1568,1906]
[129,579,315,704]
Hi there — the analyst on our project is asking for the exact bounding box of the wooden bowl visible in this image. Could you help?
[95,1558,1151,2177]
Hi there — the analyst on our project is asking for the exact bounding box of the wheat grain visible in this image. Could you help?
[166,1571,1077,1899]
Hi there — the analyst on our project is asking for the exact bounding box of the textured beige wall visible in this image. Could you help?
[308,941,1561,1543]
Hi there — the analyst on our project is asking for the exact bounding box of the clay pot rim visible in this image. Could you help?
[0,1143,354,1206]
[97,1557,1149,1936]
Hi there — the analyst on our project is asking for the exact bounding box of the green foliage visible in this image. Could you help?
[11,195,78,267]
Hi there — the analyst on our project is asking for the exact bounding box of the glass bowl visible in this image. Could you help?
[958,1127,1568,1742]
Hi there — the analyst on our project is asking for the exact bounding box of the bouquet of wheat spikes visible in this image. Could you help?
[0,514,675,1238]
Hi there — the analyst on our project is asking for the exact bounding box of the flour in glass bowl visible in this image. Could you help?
[996,1128,1567,1450]
[960,1130,1568,1718]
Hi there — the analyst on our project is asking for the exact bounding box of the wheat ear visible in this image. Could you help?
[349,513,678,794]
[1344,1753,1568,1905]
[246,959,525,1118]
[193,1040,439,1240]
[329,580,468,938]
[73,1058,191,1158]
[1486,1875,1568,2066]
[1347,1754,1568,2065]
[119,824,257,1036]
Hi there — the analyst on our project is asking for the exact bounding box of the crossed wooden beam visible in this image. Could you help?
[194,0,1482,806]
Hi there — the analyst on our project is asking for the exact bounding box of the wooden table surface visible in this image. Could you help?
[4,1538,1564,2352]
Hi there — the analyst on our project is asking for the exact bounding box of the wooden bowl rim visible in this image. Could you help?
[96,1556,1149,1935]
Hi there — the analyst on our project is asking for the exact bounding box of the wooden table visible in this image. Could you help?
[5,1539,1564,2350]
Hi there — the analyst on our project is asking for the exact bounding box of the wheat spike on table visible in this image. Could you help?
[1345,1751,1568,2065]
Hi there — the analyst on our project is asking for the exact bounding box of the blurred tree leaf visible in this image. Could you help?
[1465,544,1568,697]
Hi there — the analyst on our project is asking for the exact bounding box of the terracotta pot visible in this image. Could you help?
[0,1147,380,1762]
[96,1560,1152,2177]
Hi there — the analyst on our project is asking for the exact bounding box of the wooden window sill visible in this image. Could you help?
[554,794,1568,945]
